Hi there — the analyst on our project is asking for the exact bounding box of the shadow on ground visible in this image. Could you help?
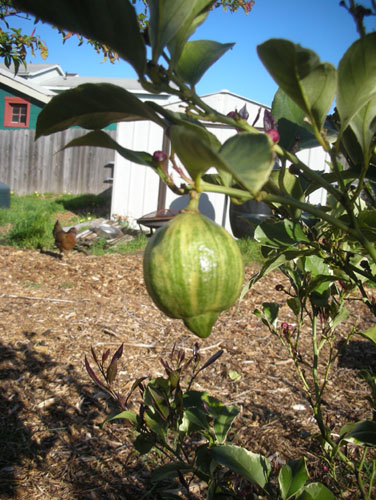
[0,338,146,500]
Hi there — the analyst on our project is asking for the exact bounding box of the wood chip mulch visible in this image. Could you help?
[1,245,376,499]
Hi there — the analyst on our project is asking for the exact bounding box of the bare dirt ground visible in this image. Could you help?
[1,245,376,499]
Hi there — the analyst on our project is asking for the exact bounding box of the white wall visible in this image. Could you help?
[111,120,164,220]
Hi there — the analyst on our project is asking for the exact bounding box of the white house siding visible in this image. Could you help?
[111,91,329,235]
[111,120,164,221]
[297,147,330,206]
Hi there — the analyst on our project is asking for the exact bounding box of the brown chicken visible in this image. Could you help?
[53,220,77,258]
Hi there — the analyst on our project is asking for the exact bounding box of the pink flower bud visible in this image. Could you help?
[267,129,280,144]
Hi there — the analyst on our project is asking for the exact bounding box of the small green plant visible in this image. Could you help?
[252,245,376,498]
[5,207,53,249]
[86,343,333,499]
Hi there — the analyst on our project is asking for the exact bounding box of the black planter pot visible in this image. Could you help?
[229,199,272,239]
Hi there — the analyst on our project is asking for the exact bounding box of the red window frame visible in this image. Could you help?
[4,96,30,128]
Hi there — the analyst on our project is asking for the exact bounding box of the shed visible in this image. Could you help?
[110,90,329,235]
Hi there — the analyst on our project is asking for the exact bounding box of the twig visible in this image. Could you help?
[93,341,157,349]
[0,293,90,303]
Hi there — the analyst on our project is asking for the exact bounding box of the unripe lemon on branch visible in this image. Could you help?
[143,211,244,338]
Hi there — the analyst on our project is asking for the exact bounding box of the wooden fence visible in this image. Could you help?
[0,128,117,195]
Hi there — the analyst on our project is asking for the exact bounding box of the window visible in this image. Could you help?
[4,96,30,128]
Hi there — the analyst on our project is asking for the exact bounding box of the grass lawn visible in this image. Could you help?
[0,192,265,264]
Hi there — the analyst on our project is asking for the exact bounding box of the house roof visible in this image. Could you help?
[0,66,53,103]
[41,75,145,92]
[0,63,65,78]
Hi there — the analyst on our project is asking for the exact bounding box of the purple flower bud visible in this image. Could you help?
[263,109,276,132]
[153,150,167,163]
[238,104,249,121]
[227,111,237,119]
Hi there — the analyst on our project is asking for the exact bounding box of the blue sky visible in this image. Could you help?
[11,0,376,107]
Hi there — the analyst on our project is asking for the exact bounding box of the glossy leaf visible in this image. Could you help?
[348,95,376,161]
[176,40,234,87]
[148,0,214,63]
[210,445,271,488]
[302,255,330,277]
[287,297,301,317]
[63,130,153,167]
[341,420,376,447]
[202,393,239,444]
[36,84,165,138]
[14,0,146,77]
[296,482,334,500]
[219,133,274,194]
[170,125,274,190]
[357,326,376,345]
[337,32,376,132]
[168,1,213,68]
[271,88,317,151]
[102,409,138,427]
[257,39,336,131]
[279,458,308,500]
[262,302,279,327]
[255,220,309,247]
[169,124,225,178]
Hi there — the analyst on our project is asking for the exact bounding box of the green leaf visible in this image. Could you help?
[255,220,309,248]
[170,126,275,191]
[168,6,211,69]
[262,302,279,327]
[210,445,271,488]
[348,95,376,161]
[279,458,308,500]
[329,306,349,330]
[357,326,376,345]
[134,434,155,455]
[303,255,330,277]
[62,130,154,166]
[219,133,274,194]
[340,420,376,446]
[13,0,146,77]
[181,408,210,434]
[176,40,234,87]
[36,84,165,138]
[202,394,239,444]
[148,0,214,63]
[287,297,301,317]
[297,482,334,500]
[337,32,376,132]
[257,39,336,131]
[169,124,225,178]
[306,275,337,297]
[271,88,318,151]
[357,211,376,242]
[102,409,138,427]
